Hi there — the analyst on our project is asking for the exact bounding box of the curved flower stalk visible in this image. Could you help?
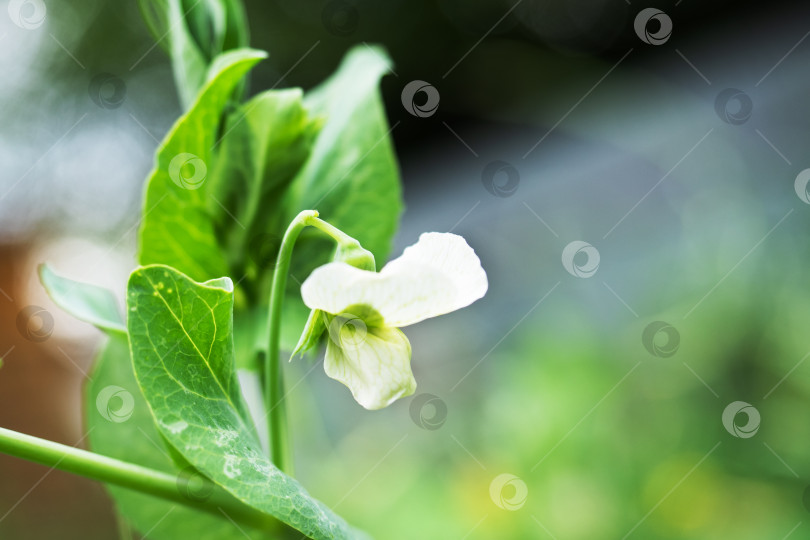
[297,232,488,409]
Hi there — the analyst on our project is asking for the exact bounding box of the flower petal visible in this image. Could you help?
[322,317,415,410]
[300,232,487,327]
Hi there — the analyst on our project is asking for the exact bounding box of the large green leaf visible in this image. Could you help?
[38,268,273,539]
[38,264,126,336]
[210,88,321,294]
[88,337,272,540]
[137,48,266,282]
[127,265,362,539]
[288,45,403,267]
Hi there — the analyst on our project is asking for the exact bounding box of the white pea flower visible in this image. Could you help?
[298,232,488,410]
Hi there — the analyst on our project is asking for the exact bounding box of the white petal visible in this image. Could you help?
[322,319,415,410]
[300,232,487,327]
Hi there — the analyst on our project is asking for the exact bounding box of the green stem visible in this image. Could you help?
[307,217,358,245]
[0,426,281,532]
[264,211,314,474]
[264,210,353,473]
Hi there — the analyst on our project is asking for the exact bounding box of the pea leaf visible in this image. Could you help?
[209,88,321,293]
[38,264,126,336]
[127,265,362,539]
[220,0,249,53]
[37,268,273,539]
[166,0,208,108]
[137,0,171,54]
[137,48,267,283]
[138,0,250,108]
[289,45,403,268]
[88,337,273,540]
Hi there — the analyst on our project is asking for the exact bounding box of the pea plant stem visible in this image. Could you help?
[264,209,356,474]
[0,426,280,532]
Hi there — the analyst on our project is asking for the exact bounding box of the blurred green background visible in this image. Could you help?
[2,0,810,539]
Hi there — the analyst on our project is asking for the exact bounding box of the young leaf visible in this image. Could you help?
[38,263,126,336]
[166,0,209,109]
[138,0,250,108]
[137,0,171,54]
[127,265,362,539]
[220,0,249,53]
[183,0,226,61]
[137,48,266,283]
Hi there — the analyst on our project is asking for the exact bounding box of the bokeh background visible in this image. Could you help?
[2,0,810,538]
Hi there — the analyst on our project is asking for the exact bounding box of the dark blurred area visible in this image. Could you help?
[3,0,810,538]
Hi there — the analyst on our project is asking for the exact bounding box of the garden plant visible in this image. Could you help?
[0,1,487,538]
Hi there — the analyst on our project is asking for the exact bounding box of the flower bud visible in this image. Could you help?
[334,241,375,271]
